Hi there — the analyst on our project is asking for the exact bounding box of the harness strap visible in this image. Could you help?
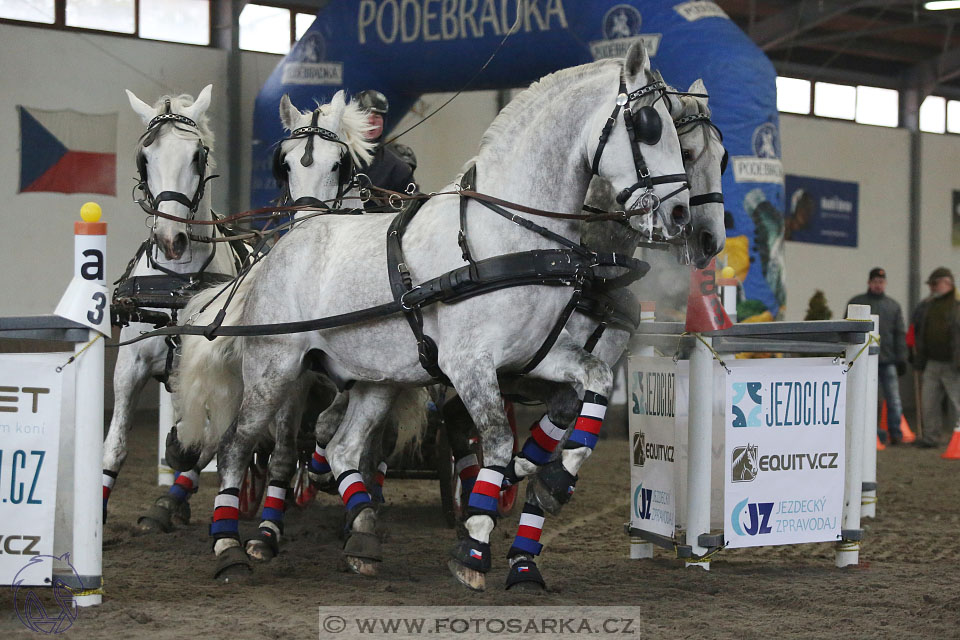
[689,192,724,206]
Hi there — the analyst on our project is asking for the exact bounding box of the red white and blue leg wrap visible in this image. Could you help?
[520,414,566,465]
[374,462,387,489]
[467,466,505,518]
[455,454,480,495]
[167,469,199,502]
[508,504,545,558]
[209,487,240,540]
[309,443,331,475]
[261,481,287,527]
[102,470,117,511]
[566,392,608,450]
[337,470,371,512]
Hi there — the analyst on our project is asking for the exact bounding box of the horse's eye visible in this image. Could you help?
[682,149,693,162]
[332,161,340,172]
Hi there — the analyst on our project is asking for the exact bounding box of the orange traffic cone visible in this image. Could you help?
[685,258,733,333]
[941,427,960,460]
[876,435,886,451]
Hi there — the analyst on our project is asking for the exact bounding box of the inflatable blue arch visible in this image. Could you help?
[252,0,786,319]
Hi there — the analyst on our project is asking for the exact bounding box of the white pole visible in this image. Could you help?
[158,388,175,486]
[630,301,656,560]
[837,304,870,568]
[721,284,737,323]
[71,210,106,606]
[685,334,713,570]
[861,313,880,519]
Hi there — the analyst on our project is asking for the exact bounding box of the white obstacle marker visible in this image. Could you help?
[626,311,874,570]
[0,204,107,609]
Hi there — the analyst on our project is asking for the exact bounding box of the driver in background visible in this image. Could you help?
[354,90,417,210]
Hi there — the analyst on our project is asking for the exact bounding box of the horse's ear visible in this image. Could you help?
[279,94,300,131]
[185,84,213,120]
[624,42,651,85]
[329,90,347,123]
[689,79,708,96]
[126,89,155,126]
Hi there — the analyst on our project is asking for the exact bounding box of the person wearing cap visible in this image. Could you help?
[848,268,909,444]
[910,267,960,448]
[354,89,417,210]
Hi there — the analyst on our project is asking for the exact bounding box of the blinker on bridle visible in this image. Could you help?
[135,98,214,218]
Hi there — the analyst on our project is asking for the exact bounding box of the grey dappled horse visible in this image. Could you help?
[101,86,237,528]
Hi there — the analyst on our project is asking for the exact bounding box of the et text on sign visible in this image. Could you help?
[0,354,64,586]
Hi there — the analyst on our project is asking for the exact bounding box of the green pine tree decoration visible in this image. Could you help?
[804,289,832,321]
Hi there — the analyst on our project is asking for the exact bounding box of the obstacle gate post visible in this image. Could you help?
[70,208,107,606]
[629,302,656,561]
[837,304,870,567]
[685,333,714,569]
[861,313,880,519]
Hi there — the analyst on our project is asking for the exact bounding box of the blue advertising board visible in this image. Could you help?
[253,0,785,319]
[784,175,859,248]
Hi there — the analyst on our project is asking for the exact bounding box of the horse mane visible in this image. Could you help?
[479,58,623,154]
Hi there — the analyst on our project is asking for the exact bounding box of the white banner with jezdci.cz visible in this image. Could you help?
[0,354,65,586]
[724,358,845,548]
[628,356,678,538]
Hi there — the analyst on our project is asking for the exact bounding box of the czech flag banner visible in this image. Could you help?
[18,106,117,196]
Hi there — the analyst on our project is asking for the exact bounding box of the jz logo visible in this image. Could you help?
[731,381,763,427]
[633,483,652,520]
[730,498,773,536]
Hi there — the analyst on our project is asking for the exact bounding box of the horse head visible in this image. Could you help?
[127,84,214,261]
[672,79,726,267]
[276,91,375,217]
[589,42,689,238]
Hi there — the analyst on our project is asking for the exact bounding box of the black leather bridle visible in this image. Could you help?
[590,75,690,218]
[272,109,355,210]
[134,100,214,219]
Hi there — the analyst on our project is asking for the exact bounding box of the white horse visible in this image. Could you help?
[492,81,727,591]
[175,42,689,583]
[101,86,237,528]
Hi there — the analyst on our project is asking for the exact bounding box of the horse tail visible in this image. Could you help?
[388,387,433,464]
[172,264,259,450]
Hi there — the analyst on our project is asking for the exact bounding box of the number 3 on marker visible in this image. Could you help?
[88,291,106,325]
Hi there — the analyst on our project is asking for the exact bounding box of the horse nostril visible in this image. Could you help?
[172,233,188,258]
[671,205,691,226]
[700,229,718,257]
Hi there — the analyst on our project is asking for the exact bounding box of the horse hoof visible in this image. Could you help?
[245,539,276,562]
[136,499,176,533]
[171,499,191,526]
[447,559,485,592]
[505,560,546,592]
[214,545,252,583]
[530,460,577,516]
[345,556,379,577]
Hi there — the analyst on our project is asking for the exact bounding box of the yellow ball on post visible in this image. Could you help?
[720,266,736,280]
[80,202,102,223]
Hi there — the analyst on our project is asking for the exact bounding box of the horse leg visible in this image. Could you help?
[442,395,481,507]
[326,382,398,577]
[246,381,305,561]
[136,442,215,533]
[308,390,349,493]
[442,353,514,592]
[505,486,549,592]
[523,336,613,515]
[211,346,303,582]
[102,344,155,524]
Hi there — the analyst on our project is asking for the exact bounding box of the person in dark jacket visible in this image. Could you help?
[848,268,909,444]
[910,266,960,448]
[354,90,417,210]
